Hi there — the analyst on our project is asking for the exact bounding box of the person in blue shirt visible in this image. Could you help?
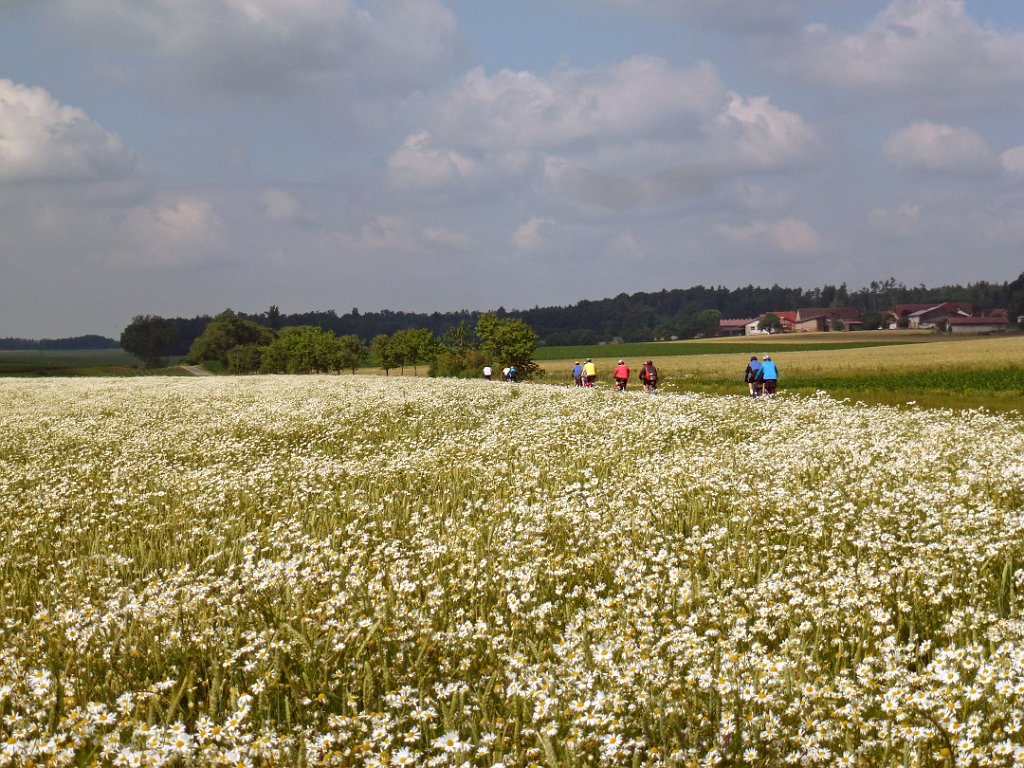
[743,355,761,397]
[756,354,779,397]
[572,361,583,386]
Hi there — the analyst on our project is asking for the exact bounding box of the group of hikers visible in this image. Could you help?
[571,358,659,394]
[483,353,778,398]
[482,365,518,382]
[742,354,779,397]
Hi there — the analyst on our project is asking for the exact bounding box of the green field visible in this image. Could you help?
[0,349,186,377]
[533,337,924,362]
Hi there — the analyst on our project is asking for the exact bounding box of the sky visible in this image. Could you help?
[2,0,1023,338]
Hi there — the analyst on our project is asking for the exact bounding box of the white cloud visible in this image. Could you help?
[717,217,822,255]
[260,189,311,224]
[433,57,724,152]
[0,79,136,184]
[53,0,458,96]
[104,197,225,268]
[867,204,922,237]
[785,0,1024,103]
[714,93,817,169]
[1001,146,1024,177]
[387,132,481,190]
[395,57,812,207]
[883,122,997,174]
[512,218,554,252]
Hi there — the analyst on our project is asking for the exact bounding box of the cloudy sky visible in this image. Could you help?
[2,0,1023,338]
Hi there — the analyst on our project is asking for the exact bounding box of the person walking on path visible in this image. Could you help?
[613,359,630,392]
[639,359,658,394]
[743,355,761,397]
[582,358,597,387]
[572,361,584,387]
[756,354,779,398]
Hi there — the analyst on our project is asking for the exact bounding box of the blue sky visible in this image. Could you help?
[2,0,1023,338]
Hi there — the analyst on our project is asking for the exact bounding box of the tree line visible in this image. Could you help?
[118,273,1024,369]
[144,275,1022,356]
[121,310,539,377]
[0,335,119,351]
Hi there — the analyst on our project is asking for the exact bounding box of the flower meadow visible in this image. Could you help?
[2,377,1024,768]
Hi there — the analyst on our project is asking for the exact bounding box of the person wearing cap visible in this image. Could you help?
[755,354,779,398]
[743,355,761,397]
[582,358,597,387]
[572,361,583,387]
[613,359,630,392]
[639,359,658,394]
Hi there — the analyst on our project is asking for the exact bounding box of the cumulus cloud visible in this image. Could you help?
[432,57,724,151]
[714,93,817,169]
[784,0,1024,104]
[104,197,225,268]
[717,217,822,255]
[1002,146,1024,177]
[883,122,997,174]
[512,218,554,252]
[52,0,458,97]
[387,132,482,190]
[0,79,136,184]
[260,189,313,224]
[393,56,812,207]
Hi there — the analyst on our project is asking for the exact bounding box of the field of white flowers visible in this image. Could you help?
[2,377,1023,768]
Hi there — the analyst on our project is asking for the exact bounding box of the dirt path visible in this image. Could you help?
[180,365,215,376]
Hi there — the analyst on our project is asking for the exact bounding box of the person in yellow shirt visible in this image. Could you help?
[582,358,597,387]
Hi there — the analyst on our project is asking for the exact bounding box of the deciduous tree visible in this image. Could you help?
[120,315,177,368]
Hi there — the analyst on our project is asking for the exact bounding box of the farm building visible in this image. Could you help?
[894,302,973,329]
[946,315,1009,334]
[719,318,757,336]
[792,307,863,332]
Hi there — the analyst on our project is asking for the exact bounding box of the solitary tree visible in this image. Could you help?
[120,315,177,368]
[185,309,274,367]
[260,326,353,373]
[758,313,782,334]
[475,313,538,375]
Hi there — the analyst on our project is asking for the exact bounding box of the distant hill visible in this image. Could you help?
[0,334,120,351]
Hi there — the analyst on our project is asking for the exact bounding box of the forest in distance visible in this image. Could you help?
[5,275,1024,353]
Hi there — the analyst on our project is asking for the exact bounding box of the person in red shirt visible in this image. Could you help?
[639,359,658,394]
[613,359,630,392]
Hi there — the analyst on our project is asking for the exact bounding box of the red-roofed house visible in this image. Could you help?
[947,314,1009,334]
[905,302,972,329]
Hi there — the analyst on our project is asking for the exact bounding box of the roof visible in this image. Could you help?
[908,303,971,318]
[897,302,972,317]
[719,318,757,327]
[946,316,1008,325]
